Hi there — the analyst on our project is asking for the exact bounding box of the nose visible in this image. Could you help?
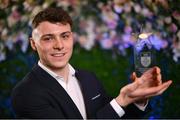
[53,38,64,50]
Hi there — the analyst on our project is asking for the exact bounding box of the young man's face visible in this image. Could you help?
[30,21,73,71]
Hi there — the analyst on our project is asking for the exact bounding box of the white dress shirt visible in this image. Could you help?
[38,62,86,119]
[38,61,147,118]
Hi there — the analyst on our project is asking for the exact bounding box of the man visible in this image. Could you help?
[11,7,172,119]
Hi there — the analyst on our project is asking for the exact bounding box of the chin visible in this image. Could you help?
[51,62,68,69]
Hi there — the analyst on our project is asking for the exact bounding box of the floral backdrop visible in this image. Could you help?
[0,0,179,118]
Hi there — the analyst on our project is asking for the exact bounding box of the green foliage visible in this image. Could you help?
[160,55,180,118]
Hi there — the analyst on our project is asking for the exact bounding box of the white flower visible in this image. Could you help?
[99,32,113,50]
[18,32,29,53]
[5,37,14,50]
[134,4,141,13]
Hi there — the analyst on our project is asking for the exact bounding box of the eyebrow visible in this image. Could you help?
[41,31,72,38]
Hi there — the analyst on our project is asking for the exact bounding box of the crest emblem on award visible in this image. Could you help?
[140,52,151,67]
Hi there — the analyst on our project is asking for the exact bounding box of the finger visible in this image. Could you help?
[128,80,172,97]
[157,80,172,94]
[151,73,162,86]
[141,73,152,80]
[143,67,155,75]
[152,67,161,80]
[145,80,172,98]
[143,66,160,76]
[136,74,151,86]
[154,66,161,75]
[143,80,172,96]
[156,74,162,86]
[141,68,155,81]
[145,67,162,86]
[130,72,137,82]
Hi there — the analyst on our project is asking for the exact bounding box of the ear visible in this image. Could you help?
[29,38,37,51]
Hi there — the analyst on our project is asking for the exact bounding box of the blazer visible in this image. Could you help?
[11,64,148,119]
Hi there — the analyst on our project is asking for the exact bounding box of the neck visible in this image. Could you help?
[53,65,69,82]
[40,62,69,82]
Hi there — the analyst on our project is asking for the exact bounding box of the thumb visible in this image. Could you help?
[131,72,137,82]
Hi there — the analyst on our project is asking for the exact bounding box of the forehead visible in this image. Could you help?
[35,21,71,35]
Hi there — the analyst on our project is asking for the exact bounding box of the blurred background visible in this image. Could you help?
[0,0,179,118]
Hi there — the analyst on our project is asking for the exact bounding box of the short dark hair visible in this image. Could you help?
[32,7,73,29]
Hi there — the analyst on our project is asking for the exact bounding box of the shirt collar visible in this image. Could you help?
[38,61,76,80]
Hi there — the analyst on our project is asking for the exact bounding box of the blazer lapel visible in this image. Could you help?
[32,65,83,119]
[75,70,94,118]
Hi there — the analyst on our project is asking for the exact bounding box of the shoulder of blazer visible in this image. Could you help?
[75,69,98,81]
[12,64,58,94]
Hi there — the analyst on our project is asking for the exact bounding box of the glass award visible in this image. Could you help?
[134,33,156,77]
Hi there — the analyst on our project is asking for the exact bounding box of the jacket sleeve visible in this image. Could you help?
[96,102,150,119]
[96,103,121,118]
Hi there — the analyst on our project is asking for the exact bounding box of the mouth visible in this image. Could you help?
[51,53,66,57]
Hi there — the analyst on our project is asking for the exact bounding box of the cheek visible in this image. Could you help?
[66,42,73,58]
[36,44,51,57]
[38,46,49,53]
[66,40,74,51]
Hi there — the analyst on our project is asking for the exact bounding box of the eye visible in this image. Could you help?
[61,32,71,40]
[42,36,54,41]
[62,34,69,40]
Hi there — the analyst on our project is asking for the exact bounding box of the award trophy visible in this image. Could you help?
[134,32,156,77]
